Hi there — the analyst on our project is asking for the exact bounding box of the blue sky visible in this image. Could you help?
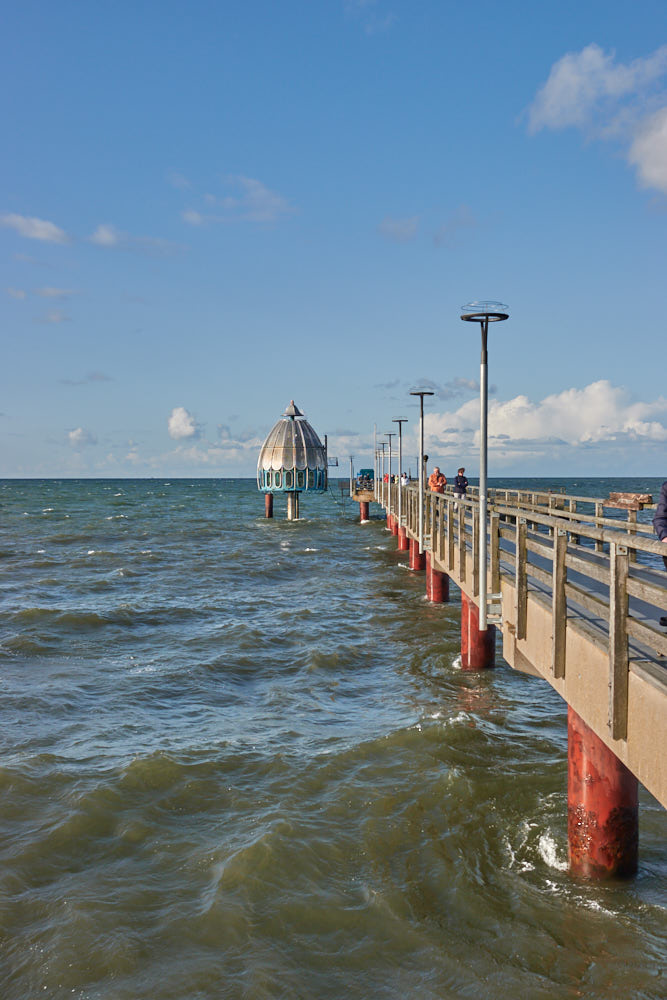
[2,0,667,477]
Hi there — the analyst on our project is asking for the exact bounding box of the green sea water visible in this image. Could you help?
[1,477,665,999]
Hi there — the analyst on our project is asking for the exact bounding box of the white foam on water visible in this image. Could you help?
[37,549,45,554]
[452,653,462,670]
[304,547,318,552]
[538,832,568,871]
[42,508,54,512]
[360,518,370,524]
[87,550,97,555]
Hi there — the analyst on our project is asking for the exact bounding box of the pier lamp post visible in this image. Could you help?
[380,442,386,508]
[385,432,395,522]
[349,455,354,498]
[409,390,434,554]
[393,417,407,535]
[460,300,509,630]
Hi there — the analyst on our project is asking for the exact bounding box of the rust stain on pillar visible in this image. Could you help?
[567,706,638,878]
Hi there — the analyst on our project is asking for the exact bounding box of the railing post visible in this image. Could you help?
[458,503,466,583]
[447,499,455,572]
[515,517,527,640]
[595,502,604,552]
[490,512,500,594]
[609,543,629,741]
[552,528,567,678]
[627,509,637,564]
[472,507,479,597]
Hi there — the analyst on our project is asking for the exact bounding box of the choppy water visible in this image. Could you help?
[1,477,665,1000]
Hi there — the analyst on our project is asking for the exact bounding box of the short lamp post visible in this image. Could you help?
[460,300,509,630]
[409,389,434,554]
[393,417,407,531]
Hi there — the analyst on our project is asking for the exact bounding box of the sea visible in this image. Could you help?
[1,477,665,1000]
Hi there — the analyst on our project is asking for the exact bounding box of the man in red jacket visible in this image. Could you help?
[428,466,447,493]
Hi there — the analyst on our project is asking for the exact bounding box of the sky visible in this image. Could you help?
[2,0,667,478]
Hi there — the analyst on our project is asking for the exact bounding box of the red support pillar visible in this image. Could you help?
[409,537,425,571]
[359,500,369,522]
[426,553,449,603]
[386,512,392,531]
[265,493,273,518]
[567,707,638,878]
[398,526,409,552]
[460,592,495,669]
[391,516,398,536]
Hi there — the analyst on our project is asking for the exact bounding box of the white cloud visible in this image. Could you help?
[184,176,294,226]
[6,287,26,299]
[35,286,74,298]
[527,44,667,194]
[168,406,200,440]
[628,107,667,192]
[89,223,120,247]
[182,209,204,225]
[377,215,419,243]
[422,381,667,461]
[89,223,180,255]
[68,427,97,448]
[38,309,71,324]
[168,171,192,189]
[1,213,69,244]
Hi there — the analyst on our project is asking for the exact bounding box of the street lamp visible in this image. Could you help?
[349,455,354,498]
[380,442,386,507]
[393,416,407,534]
[409,389,434,554]
[460,300,509,630]
[385,432,395,521]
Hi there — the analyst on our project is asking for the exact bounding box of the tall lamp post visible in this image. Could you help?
[393,416,407,537]
[409,389,434,554]
[460,300,509,630]
[349,455,354,498]
[385,432,395,524]
[380,442,386,508]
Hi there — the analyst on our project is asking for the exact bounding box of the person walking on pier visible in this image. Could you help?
[653,480,667,626]
[453,467,468,499]
[428,466,447,493]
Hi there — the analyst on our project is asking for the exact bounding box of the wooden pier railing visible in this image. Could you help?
[377,481,667,810]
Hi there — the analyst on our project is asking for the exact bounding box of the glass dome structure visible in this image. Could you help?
[257,401,327,494]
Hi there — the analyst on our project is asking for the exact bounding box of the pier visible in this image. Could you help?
[372,480,667,877]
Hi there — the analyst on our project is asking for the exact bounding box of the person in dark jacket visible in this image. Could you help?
[652,480,667,625]
[453,467,468,499]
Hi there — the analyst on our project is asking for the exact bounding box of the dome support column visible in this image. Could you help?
[265,494,274,518]
[287,492,300,521]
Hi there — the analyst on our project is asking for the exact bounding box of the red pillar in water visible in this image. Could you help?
[426,552,449,603]
[409,537,425,571]
[567,706,638,878]
[460,592,495,669]
[359,500,369,522]
[265,493,273,518]
[391,516,398,536]
[398,526,409,552]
